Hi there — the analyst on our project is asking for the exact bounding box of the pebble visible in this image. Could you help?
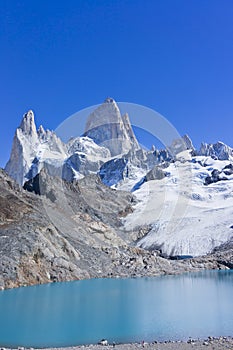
[2,337,233,350]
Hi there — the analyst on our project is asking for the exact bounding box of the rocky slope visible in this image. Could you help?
[0,167,134,289]
[0,167,232,290]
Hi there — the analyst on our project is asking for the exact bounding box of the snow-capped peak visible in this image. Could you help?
[198,141,233,160]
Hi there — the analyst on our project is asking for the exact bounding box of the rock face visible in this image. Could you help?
[0,168,132,289]
[63,136,111,181]
[5,110,67,185]
[5,110,38,185]
[168,134,194,156]
[204,169,228,185]
[198,141,233,160]
[83,98,139,156]
[99,148,172,190]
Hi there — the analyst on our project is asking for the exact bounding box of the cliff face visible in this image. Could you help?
[5,110,67,185]
[0,168,133,289]
[83,98,139,156]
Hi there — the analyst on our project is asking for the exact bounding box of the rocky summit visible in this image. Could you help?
[1,98,233,289]
[84,97,139,156]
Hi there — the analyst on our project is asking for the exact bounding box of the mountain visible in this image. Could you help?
[1,167,232,290]
[83,97,139,156]
[5,110,67,185]
[5,99,140,185]
[4,98,233,262]
[198,141,233,160]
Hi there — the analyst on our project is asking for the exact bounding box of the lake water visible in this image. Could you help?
[0,270,232,347]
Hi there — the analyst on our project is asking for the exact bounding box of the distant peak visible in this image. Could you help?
[198,140,233,160]
[182,134,194,150]
[38,124,45,134]
[19,110,37,136]
[21,110,34,123]
[104,97,115,103]
[37,124,46,139]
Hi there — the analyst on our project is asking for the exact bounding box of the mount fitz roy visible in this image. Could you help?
[1,98,233,289]
[5,98,233,254]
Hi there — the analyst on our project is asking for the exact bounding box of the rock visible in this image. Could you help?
[99,147,171,189]
[145,164,168,181]
[99,157,129,187]
[83,98,139,156]
[98,339,108,346]
[198,141,233,160]
[5,110,67,185]
[222,163,233,175]
[204,168,229,185]
[168,134,194,157]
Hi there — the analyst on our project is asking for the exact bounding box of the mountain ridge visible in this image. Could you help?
[3,98,233,260]
[5,99,233,187]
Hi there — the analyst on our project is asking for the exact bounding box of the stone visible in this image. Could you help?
[99,339,108,346]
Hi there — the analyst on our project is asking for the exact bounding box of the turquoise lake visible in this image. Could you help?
[0,270,232,347]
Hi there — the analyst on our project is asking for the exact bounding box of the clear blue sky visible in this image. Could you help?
[1,0,233,167]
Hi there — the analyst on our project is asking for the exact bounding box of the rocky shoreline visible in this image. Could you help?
[54,336,233,349]
[2,337,233,350]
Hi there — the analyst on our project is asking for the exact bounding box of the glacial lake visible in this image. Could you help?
[0,270,232,348]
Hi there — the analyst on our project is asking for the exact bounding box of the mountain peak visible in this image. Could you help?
[198,141,233,160]
[104,97,116,104]
[19,110,37,136]
[37,124,45,134]
[83,99,139,156]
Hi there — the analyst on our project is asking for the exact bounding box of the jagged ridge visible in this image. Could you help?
[3,98,233,259]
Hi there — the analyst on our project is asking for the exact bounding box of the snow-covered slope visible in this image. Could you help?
[123,151,233,256]
[4,99,233,258]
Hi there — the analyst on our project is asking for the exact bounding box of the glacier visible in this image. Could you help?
[123,151,233,256]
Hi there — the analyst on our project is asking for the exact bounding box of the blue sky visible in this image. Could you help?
[1,0,233,167]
